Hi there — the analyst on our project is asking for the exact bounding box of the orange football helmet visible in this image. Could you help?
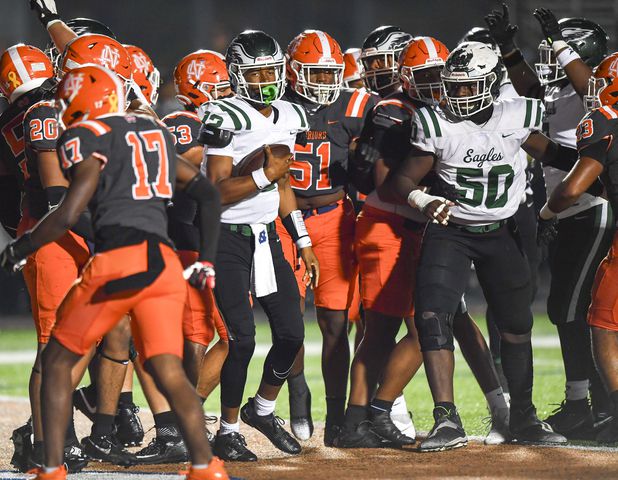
[399,36,449,105]
[343,48,363,88]
[55,64,125,128]
[124,44,160,106]
[174,50,230,109]
[287,30,344,105]
[584,52,618,112]
[0,44,53,102]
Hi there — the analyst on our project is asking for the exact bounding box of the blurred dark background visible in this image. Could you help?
[0,0,616,316]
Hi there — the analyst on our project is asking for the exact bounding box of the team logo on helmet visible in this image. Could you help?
[98,45,120,70]
[187,59,206,80]
[131,51,150,74]
[62,72,84,99]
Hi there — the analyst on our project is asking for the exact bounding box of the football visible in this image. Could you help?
[232,143,291,177]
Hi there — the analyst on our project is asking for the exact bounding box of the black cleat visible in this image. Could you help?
[511,406,567,444]
[596,417,618,444]
[73,386,97,422]
[135,435,189,464]
[64,440,89,473]
[115,403,144,447]
[10,420,33,473]
[333,421,390,448]
[81,433,138,466]
[240,397,301,454]
[419,407,467,452]
[371,410,416,446]
[213,431,257,462]
[544,399,594,436]
[324,424,342,447]
[205,415,218,447]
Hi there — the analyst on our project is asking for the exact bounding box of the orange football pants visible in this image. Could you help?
[177,250,229,345]
[276,197,358,310]
[355,205,424,318]
[588,232,618,332]
[53,242,186,360]
[18,214,90,343]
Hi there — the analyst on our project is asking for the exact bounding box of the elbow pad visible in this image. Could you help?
[197,125,234,148]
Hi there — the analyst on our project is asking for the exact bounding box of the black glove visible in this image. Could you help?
[29,0,60,28]
[533,8,563,45]
[484,3,519,54]
[183,261,216,290]
[536,216,558,246]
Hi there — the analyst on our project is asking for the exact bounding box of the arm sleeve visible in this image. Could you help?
[183,174,221,263]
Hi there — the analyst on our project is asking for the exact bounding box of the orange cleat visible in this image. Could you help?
[28,465,68,480]
[183,457,230,479]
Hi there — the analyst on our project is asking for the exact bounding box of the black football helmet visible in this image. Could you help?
[45,18,116,70]
[458,27,500,56]
[226,30,286,108]
[360,25,412,95]
[535,17,608,85]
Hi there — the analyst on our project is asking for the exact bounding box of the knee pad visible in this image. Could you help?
[415,311,454,352]
[228,336,256,367]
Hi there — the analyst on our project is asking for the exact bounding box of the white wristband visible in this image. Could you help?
[407,189,445,211]
[251,168,271,190]
[296,236,312,249]
[556,47,581,68]
[551,40,569,54]
[539,203,557,220]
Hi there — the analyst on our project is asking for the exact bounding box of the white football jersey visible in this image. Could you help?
[201,96,309,224]
[543,83,605,218]
[411,97,543,225]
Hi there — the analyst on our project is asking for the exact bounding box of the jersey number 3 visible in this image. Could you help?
[126,130,173,200]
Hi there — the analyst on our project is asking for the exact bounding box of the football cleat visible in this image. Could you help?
[371,410,415,446]
[544,399,594,436]
[323,424,342,447]
[390,409,417,441]
[213,431,257,462]
[10,420,33,472]
[288,377,314,441]
[205,415,218,446]
[63,439,89,473]
[333,421,390,449]
[596,417,618,444]
[29,465,68,480]
[240,397,301,454]
[184,457,230,480]
[81,433,137,466]
[419,406,468,452]
[135,435,188,464]
[511,406,567,444]
[115,402,144,447]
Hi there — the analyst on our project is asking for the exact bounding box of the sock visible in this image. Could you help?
[154,411,180,438]
[325,396,346,427]
[92,413,115,437]
[435,402,456,414]
[343,404,368,430]
[118,391,133,406]
[254,394,276,417]
[192,464,208,469]
[610,390,618,416]
[565,380,589,401]
[501,340,533,411]
[485,387,509,415]
[219,419,240,435]
[44,466,60,474]
[65,413,78,445]
[391,395,408,416]
[370,398,394,416]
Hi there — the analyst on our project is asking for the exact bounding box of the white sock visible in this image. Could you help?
[254,394,276,416]
[192,464,208,469]
[391,395,408,416]
[219,419,239,435]
[565,380,589,401]
[44,466,60,474]
[485,388,509,415]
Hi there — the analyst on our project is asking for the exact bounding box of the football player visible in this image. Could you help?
[277,30,375,444]
[379,42,570,451]
[134,50,232,465]
[343,48,364,89]
[0,64,226,480]
[541,52,618,443]
[200,30,319,461]
[485,4,613,438]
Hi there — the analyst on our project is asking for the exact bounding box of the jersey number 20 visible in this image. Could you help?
[126,130,173,200]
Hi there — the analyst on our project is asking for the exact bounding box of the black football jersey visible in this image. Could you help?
[576,105,618,214]
[23,99,59,219]
[283,88,377,198]
[162,110,202,251]
[57,114,177,240]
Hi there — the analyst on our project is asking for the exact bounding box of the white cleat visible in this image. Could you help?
[484,407,511,445]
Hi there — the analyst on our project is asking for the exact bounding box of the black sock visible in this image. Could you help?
[288,371,308,393]
[435,402,456,414]
[118,391,133,406]
[153,411,179,438]
[92,413,115,437]
[343,404,368,430]
[370,398,394,416]
[65,412,78,446]
[326,397,346,427]
[83,383,97,403]
[501,340,533,411]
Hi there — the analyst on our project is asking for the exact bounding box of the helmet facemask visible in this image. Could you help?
[361,52,399,93]
[443,72,498,118]
[535,41,565,85]
[291,61,343,105]
[401,64,444,105]
[584,76,607,112]
[230,61,285,107]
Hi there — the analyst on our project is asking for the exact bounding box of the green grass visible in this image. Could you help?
[0,314,566,436]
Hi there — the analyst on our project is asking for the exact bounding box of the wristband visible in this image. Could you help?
[282,209,312,249]
[296,236,312,249]
[502,49,524,68]
[539,203,557,220]
[556,47,581,69]
[251,168,271,190]
[551,40,569,53]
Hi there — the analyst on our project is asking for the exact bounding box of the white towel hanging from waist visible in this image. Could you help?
[250,224,277,297]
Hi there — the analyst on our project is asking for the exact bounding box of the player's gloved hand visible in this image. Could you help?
[29,0,60,28]
[533,8,563,45]
[484,3,519,54]
[0,241,27,273]
[536,216,558,245]
[183,261,216,290]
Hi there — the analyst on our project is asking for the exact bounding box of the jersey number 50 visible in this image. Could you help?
[126,130,173,200]
[455,165,514,209]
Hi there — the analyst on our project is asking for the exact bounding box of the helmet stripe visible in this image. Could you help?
[421,37,439,60]
[315,31,332,59]
[8,46,32,84]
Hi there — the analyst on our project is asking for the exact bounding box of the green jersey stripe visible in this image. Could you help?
[214,102,242,130]
[220,99,251,129]
[534,100,543,128]
[425,107,442,137]
[291,103,307,129]
[524,99,532,128]
[416,109,432,138]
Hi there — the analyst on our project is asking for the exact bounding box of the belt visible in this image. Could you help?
[222,221,275,237]
[448,219,507,234]
[301,203,338,219]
